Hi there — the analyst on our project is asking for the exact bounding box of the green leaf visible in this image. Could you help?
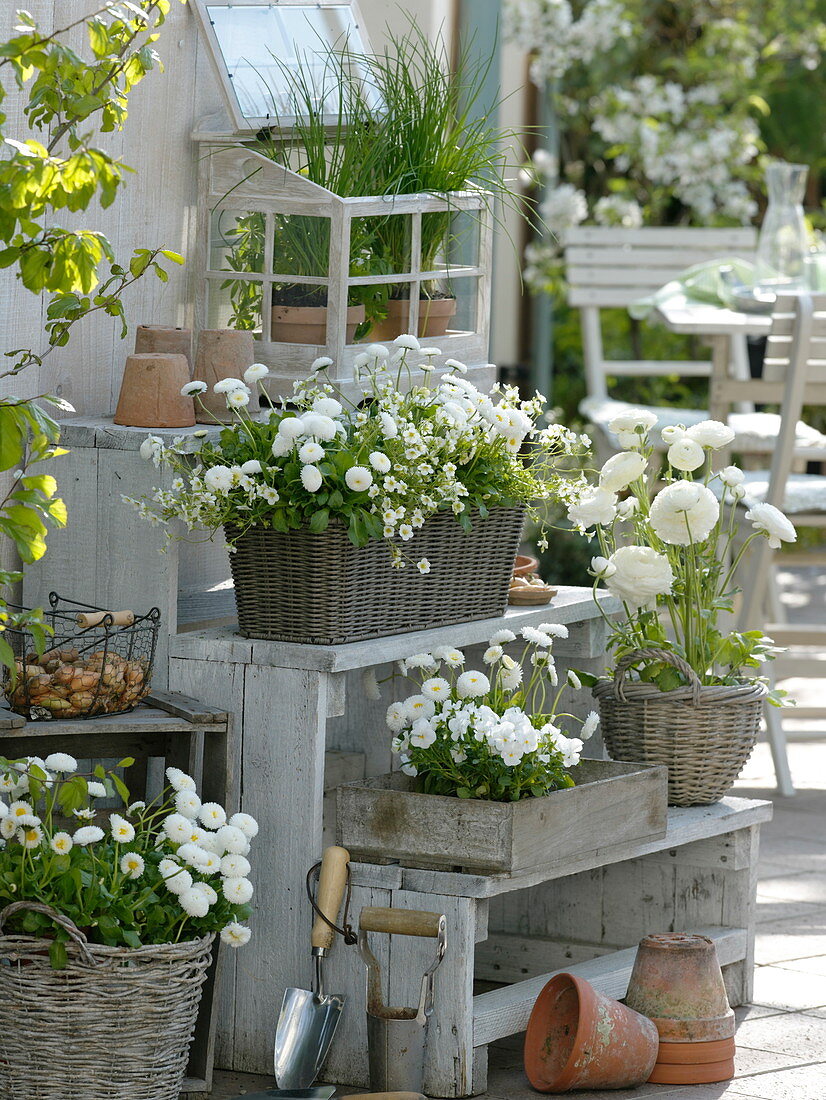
[49,939,68,970]
[309,508,329,533]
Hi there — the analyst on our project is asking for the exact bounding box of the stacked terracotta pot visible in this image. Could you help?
[625,933,736,1085]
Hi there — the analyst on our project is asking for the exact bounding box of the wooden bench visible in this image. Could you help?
[0,691,231,1097]
[321,797,772,1098]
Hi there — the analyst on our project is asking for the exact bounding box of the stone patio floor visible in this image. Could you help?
[210,735,826,1100]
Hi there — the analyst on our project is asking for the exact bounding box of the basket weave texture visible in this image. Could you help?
[592,648,767,806]
[0,902,213,1100]
[226,506,525,644]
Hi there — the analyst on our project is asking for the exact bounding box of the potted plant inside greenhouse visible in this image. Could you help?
[570,412,796,805]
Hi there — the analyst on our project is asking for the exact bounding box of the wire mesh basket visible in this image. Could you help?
[3,593,160,721]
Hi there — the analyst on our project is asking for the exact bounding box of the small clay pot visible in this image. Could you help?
[625,933,735,1042]
[370,296,457,340]
[271,304,364,345]
[524,972,659,1092]
[656,1036,736,1064]
[514,554,540,577]
[114,353,194,427]
[648,1057,735,1085]
[134,324,192,369]
[194,328,255,423]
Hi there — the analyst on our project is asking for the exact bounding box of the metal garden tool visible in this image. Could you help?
[274,846,354,1089]
[358,907,447,1094]
[235,1089,336,1099]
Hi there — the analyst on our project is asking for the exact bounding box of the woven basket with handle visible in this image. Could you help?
[0,901,214,1100]
[226,505,525,644]
[592,648,767,807]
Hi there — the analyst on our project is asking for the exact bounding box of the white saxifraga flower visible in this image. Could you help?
[686,420,735,449]
[221,921,252,947]
[298,440,325,464]
[120,852,145,879]
[421,677,451,701]
[567,487,617,530]
[369,451,391,473]
[456,670,491,699]
[605,545,675,610]
[345,466,373,492]
[650,481,720,545]
[300,465,323,492]
[44,753,77,773]
[244,363,269,384]
[599,450,647,492]
[73,825,105,846]
[416,558,431,574]
[745,502,797,549]
[51,831,73,854]
[667,437,705,472]
[223,877,254,904]
[110,813,135,843]
[167,767,196,793]
[181,381,208,397]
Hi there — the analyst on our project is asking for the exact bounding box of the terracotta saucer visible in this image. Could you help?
[656,1036,736,1064]
[648,1056,735,1085]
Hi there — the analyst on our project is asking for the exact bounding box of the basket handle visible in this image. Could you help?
[612,648,702,707]
[0,901,98,967]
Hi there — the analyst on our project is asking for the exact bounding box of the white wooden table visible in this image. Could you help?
[167,588,618,1075]
[323,797,772,1097]
[652,296,772,421]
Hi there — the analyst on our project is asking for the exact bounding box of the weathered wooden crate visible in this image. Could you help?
[336,758,668,874]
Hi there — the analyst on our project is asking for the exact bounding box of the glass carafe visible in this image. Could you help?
[756,161,809,290]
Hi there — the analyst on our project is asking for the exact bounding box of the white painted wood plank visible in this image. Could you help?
[566,227,756,248]
[472,926,748,1046]
[653,301,772,337]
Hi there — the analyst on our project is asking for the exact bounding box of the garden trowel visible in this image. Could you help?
[274,846,350,1089]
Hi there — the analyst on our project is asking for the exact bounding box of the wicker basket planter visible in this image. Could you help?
[0,902,214,1100]
[336,758,668,874]
[225,506,525,644]
[592,649,767,807]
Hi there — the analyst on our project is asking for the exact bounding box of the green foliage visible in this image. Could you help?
[0,3,185,676]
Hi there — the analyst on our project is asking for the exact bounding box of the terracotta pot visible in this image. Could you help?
[656,1036,735,1064]
[134,325,192,370]
[625,933,735,1042]
[271,304,364,345]
[514,554,539,577]
[370,297,457,340]
[113,353,194,428]
[194,329,255,423]
[648,1057,735,1085]
[524,972,659,1092]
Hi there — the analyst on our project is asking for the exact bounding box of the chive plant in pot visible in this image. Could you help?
[134,340,586,645]
[0,754,256,1100]
[568,410,795,806]
[335,624,667,873]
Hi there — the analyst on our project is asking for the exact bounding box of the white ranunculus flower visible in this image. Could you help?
[660,424,686,445]
[607,408,658,435]
[686,420,735,449]
[605,545,675,610]
[667,437,705,472]
[720,465,745,487]
[567,487,617,530]
[300,465,323,492]
[590,555,617,579]
[345,466,373,492]
[244,363,269,384]
[599,450,647,492]
[745,502,797,549]
[615,497,639,521]
[649,481,719,545]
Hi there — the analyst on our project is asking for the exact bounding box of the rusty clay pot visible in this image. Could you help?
[625,933,735,1042]
[134,325,192,370]
[524,972,659,1092]
[113,353,194,428]
[194,328,255,423]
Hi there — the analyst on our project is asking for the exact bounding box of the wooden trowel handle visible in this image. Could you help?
[311,845,350,952]
[359,907,444,938]
[77,609,135,628]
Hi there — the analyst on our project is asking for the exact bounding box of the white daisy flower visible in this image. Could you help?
[313,397,342,417]
[521,626,555,647]
[179,887,210,918]
[50,831,73,854]
[229,813,259,839]
[86,781,107,799]
[193,881,218,907]
[300,464,323,492]
[369,451,391,473]
[240,459,262,475]
[394,334,420,350]
[213,377,248,395]
[227,389,250,409]
[456,671,491,699]
[220,854,251,878]
[214,824,250,855]
[244,363,270,384]
[120,852,145,879]
[19,823,43,849]
[8,800,33,820]
[181,381,208,396]
[345,466,373,492]
[489,629,516,645]
[567,670,582,690]
[421,677,451,701]
[127,801,146,816]
[311,356,334,372]
[404,694,436,721]
[199,802,227,829]
[44,753,77,773]
[72,807,95,821]
[439,648,465,667]
[163,813,194,845]
[221,921,252,947]
[299,440,325,464]
[110,813,135,843]
[222,876,254,904]
[277,416,304,441]
[0,818,16,840]
[537,623,569,640]
[483,645,503,665]
[386,702,408,732]
[581,711,600,740]
[166,767,196,793]
[73,825,105,846]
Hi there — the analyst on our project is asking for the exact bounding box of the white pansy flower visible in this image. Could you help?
[456,670,491,699]
[599,451,647,492]
[221,921,252,947]
[686,420,735,449]
[567,487,617,530]
[244,363,269,384]
[667,437,705,472]
[409,718,437,748]
[650,481,719,545]
[605,545,675,610]
[345,466,373,492]
[300,465,323,492]
[745,502,797,549]
[181,380,208,396]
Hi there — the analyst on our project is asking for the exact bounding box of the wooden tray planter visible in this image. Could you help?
[226,506,525,644]
[335,758,668,874]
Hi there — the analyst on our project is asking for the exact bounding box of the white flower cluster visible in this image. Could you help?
[504,0,632,84]
[388,626,598,792]
[591,76,759,222]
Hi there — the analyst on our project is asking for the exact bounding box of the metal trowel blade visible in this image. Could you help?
[274,986,345,1089]
[230,1088,336,1099]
